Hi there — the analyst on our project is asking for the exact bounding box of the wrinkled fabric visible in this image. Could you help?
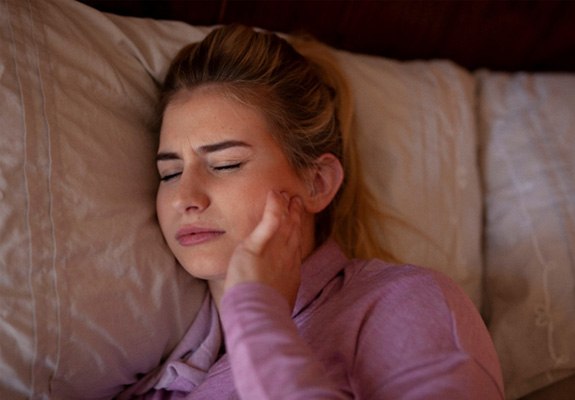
[117,295,222,399]
[478,71,575,398]
[123,241,504,399]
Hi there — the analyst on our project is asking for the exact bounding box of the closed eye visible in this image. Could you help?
[160,172,181,182]
[212,162,242,171]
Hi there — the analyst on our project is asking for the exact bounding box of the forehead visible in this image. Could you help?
[158,88,295,166]
[161,88,273,143]
[167,84,267,123]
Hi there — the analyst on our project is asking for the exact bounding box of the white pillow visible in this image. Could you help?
[478,71,575,399]
[0,1,208,398]
[337,52,483,307]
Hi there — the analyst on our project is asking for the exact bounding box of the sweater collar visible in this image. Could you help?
[292,239,350,317]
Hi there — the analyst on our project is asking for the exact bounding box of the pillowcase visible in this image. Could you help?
[337,52,483,307]
[0,0,208,398]
[478,71,575,399]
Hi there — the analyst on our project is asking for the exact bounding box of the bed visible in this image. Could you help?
[1,0,574,398]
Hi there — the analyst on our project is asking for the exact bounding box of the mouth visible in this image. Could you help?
[175,226,225,246]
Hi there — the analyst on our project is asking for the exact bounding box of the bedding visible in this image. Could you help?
[337,52,483,306]
[0,0,573,399]
[478,72,575,399]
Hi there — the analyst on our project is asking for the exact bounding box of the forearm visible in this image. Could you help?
[220,282,346,400]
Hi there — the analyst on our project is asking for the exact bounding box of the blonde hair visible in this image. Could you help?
[159,24,391,260]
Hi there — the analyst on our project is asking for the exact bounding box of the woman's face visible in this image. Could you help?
[156,87,313,282]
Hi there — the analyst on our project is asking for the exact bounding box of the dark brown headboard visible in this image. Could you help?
[81,0,575,72]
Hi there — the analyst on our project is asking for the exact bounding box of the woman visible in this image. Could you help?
[121,25,504,399]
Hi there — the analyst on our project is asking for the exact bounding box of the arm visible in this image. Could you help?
[220,282,347,399]
[220,191,346,399]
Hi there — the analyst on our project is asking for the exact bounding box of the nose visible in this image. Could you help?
[173,172,210,214]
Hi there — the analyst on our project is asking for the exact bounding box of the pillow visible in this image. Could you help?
[0,0,208,398]
[478,71,575,399]
[337,52,483,307]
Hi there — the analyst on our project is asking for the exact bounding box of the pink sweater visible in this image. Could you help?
[120,241,504,399]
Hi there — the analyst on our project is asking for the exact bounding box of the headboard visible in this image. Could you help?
[82,0,575,72]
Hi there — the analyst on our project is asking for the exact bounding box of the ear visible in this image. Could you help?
[303,153,344,213]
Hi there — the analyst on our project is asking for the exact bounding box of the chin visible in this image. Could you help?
[176,253,230,281]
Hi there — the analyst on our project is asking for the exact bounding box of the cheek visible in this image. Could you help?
[223,185,268,234]
[155,190,172,235]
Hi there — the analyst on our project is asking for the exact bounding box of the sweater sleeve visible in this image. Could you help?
[220,282,347,400]
[349,267,505,400]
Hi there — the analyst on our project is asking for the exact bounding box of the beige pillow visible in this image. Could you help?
[337,52,483,307]
[0,0,207,398]
[478,71,575,399]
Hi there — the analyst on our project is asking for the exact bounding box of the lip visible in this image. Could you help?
[175,226,225,246]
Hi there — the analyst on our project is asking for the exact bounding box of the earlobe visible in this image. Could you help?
[304,153,344,213]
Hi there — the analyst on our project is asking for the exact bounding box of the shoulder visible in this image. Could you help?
[336,258,487,352]
[341,258,466,312]
[336,259,504,397]
[339,257,498,362]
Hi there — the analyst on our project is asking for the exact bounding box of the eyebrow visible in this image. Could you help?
[156,140,252,162]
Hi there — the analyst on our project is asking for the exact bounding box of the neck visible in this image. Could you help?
[208,280,226,310]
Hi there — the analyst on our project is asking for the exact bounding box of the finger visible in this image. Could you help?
[244,190,285,253]
[288,195,303,223]
[285,196,302,236]
[284,196,303,255]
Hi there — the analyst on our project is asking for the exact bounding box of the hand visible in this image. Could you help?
[224,190,304,310]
